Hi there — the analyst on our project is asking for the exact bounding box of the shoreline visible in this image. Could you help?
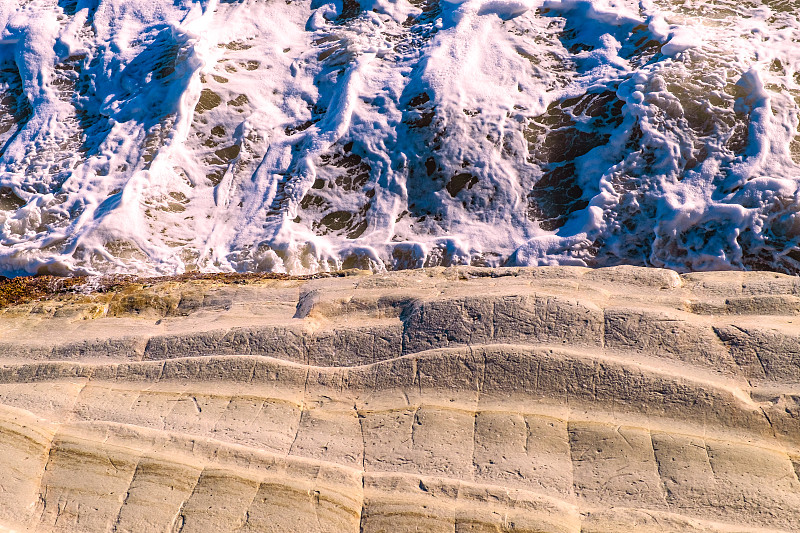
[0,269,361,310]
[1,263,796,310]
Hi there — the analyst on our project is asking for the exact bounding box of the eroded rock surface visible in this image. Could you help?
[0,266,799,532]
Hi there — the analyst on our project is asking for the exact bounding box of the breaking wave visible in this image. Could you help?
[1,0,800,275]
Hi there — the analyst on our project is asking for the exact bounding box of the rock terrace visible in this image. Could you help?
[0,266,798,532]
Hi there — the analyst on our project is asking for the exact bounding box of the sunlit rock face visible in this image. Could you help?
[1,266,800,531]
[1,0,800,276]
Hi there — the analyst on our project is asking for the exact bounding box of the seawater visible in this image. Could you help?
[1,0,799,275]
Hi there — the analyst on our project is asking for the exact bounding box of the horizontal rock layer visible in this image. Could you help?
[0,266,799,532]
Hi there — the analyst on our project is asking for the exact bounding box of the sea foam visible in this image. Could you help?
[0,0,799,275]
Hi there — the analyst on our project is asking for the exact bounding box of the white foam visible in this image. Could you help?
[0,0,798,276]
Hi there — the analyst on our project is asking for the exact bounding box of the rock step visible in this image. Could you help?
[0,266,799,531]
[0,347,798,531]
[0,410,796,533]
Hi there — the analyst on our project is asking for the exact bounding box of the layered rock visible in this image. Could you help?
[0,266,799,532]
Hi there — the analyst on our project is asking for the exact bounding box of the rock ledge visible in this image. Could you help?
[0,266,799,532]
